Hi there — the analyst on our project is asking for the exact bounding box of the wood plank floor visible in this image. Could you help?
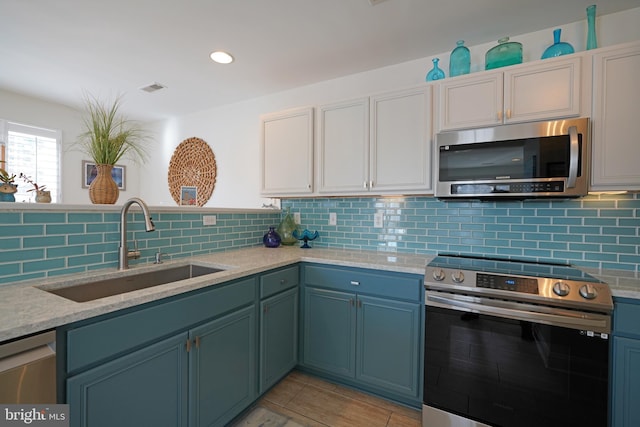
[233,370,421,427]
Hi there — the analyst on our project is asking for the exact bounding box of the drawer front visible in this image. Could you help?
[66,277,257,374]
[260,265,299,299]
[614,300,640,338]
[303,264,422,301]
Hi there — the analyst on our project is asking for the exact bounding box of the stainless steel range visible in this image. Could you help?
[422,254,612,427]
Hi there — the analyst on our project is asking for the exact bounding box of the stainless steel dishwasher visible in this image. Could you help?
[0,330,56,403]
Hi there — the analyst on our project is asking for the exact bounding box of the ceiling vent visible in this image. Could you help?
[368,0,389,5]
[139,82,167,93]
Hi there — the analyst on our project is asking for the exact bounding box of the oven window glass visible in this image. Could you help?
[438,135,582,182]
[424,306,608,427]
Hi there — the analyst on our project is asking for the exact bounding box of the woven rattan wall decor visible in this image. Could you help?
[168,137,217,206]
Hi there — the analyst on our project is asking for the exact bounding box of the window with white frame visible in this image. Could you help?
[1,120,61,203]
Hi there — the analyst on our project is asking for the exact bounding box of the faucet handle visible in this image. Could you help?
[127,239,141,260]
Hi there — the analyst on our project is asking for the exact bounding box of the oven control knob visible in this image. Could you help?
[451,270,465,283]
[579,284,598,300]
[432,268,446,281]
[552,281,571,297]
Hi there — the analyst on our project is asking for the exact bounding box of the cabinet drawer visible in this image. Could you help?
[303,264,422,301]
[260,265,299,299]
[66,277,257,374]
[614,300,640,338]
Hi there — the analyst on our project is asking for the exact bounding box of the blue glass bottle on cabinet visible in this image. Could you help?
[485,37,522,70]
[586,4,598,50]
[426,58,445,81]
[449,40,470,77]
[541,28,575,59]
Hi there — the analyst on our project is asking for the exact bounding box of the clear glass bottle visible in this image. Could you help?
[426,58,445,81]
[449,40,470,77]
[485,37,522,70]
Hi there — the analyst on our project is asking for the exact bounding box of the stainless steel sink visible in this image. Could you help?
[42,264,225,302]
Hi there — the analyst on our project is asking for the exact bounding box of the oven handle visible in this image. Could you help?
[426,292,610,334]
[567,125,579,188]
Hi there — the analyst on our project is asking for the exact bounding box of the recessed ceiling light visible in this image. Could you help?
[210,51,234,64]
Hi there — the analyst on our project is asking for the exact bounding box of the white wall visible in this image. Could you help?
[2,7,639,208]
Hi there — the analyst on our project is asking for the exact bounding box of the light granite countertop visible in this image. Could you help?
[1,246,638,343]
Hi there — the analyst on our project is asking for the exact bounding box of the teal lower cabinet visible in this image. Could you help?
[67,333,189,427]
[300,264,423,406]
[612,298,640,427]
[189,306,256,427]
[62,276,258,427]
[260,287,299,393]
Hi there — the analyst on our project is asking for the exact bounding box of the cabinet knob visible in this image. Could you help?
[280,279,286,285]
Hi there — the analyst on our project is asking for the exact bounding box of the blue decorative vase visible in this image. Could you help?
[586,4,598,50]
[262,227,281,248]
[485,37,522,70]
[542,29,575,59]
[426,58,445,81]
[449,40,470,77]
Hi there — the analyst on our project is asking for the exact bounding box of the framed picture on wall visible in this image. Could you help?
[82,161,126,190]
[180,186,197,206]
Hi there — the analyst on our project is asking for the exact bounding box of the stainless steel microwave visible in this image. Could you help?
[435,118,590,200]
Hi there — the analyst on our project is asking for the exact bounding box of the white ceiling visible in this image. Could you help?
[2,0,639,121]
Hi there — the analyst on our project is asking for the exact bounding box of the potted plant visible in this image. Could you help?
[0,163,17,202]
[19,173,51,203]
[76,94,149,204]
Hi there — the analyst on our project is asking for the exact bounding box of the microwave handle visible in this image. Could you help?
[567,126,579,188]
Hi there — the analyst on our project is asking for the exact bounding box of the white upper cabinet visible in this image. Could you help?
[437,55,582,131]
[317,86,432,195]
[317,98,370,194]
[260,107,314,196]
[370,86,433,194]
[590,41,640,190]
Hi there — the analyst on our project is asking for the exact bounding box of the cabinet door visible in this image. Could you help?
[356,295,421,398]
[303,287,356,377]
[591,42,640,190]
[612,336,640,427]
[260,287,299,393]
[317,98,370,194]
[370,86,433,193]
[438,71,503,131]
[67,333,189,427]
[189,305,256,427]
[261,107,314,196]
[504,56,581,124]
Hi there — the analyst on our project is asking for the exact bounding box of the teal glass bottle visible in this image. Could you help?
[586,4,598,50]
[449,40,470,77]
[541,28,575,59]
[426,58,445,81]
[485,37,522,70]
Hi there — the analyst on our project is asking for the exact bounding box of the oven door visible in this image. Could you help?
[423,291,609,427]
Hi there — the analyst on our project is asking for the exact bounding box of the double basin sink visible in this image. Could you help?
[40,264,225,303]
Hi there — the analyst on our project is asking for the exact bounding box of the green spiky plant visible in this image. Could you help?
[76,94,149,165]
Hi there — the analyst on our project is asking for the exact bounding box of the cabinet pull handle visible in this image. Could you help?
[350,281,360,286]
[358,300,362,308]
[349,298,354,306]
[195,336,201,349]
[307,184,311,189]
[497,111,502,121]
[264,305,269,314]
[363,181,368,189]
[506,109,511,119]
[369,180,373,189]
[186,339,191,353]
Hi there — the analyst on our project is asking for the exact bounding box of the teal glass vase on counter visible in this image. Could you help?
[426,58,445,81]
[485,37,522,70]
[541,28,575,59]
[449,40,470,77]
